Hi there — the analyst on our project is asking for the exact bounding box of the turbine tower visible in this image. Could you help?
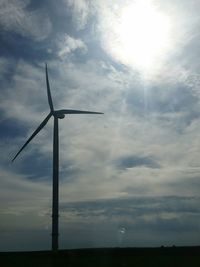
[12,63,103,252]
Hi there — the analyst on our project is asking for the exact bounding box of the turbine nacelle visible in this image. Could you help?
[53,111,65,119]
[58,114,65,119]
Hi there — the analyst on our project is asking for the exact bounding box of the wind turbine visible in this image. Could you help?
[12,63,103,252]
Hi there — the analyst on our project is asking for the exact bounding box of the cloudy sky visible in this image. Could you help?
[0,0,200,251]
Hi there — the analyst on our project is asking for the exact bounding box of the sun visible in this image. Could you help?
[101,0,172,73]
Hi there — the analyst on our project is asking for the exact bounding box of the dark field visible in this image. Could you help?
[1,246,200,267]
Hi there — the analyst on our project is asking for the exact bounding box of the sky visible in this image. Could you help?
[0,0,200,251]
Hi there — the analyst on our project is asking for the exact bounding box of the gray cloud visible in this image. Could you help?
[60,196,200,228]
[58,196,200,248]
[115,155,160,170]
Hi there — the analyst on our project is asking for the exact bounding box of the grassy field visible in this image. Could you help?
[0,246,200,267]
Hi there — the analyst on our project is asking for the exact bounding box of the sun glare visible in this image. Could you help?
[102,1,172,74]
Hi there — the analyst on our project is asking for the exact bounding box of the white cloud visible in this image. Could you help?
[0,168,50,211]
[0,60,48,123]
[0,0,52,40]
[57,34,87,58]
[64,0,92,30]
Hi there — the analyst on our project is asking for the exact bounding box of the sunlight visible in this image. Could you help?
[102,0,172,74]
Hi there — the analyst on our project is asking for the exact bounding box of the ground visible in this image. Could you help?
[1,247,200,267]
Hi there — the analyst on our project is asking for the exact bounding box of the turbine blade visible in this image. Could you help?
[12,113,52,162]
[57,109,104,115]
[45,63,54,112]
